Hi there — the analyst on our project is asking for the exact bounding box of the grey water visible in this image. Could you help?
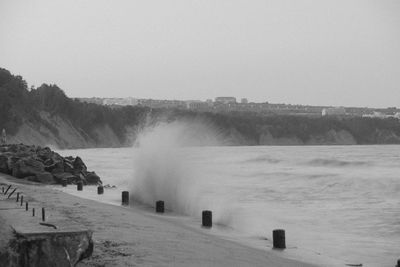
[59,145,400,267]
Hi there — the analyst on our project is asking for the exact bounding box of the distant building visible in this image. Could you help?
[215,97,236,104]
[362,111,400,119]
[241,98,248,104]
[187,101,209,110]
[322,107,346,116]
[76,97,104,105]
[103,98,130,106]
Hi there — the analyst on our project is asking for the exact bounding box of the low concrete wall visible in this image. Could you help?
[7,230,93,267]
[0,179,93,267]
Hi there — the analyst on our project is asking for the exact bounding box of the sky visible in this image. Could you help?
[0,0,399,108]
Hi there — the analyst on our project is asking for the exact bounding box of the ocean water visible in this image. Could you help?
[57,145,400,267]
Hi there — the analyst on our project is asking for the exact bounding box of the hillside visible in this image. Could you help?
[1,67,400,148]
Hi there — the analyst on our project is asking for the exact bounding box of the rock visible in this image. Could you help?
[45,160,64,173]
[12,158,45,178]
[35,172,55,183]
[64,159,74,173]
[25,175,38,182]
[53,172,79,184]
[37,146,52,160]
[7,156,20,173]
[84,172,101,185]
[0,154,9,174]
[73,156,87,173]
[0,143,101,185]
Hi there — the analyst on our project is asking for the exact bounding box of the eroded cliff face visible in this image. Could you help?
[258,129,357,146]
[305,130,357,145]
[5,111,400,148]
[7,112,125,149]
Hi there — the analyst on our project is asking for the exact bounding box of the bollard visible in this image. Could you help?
[156,200,164,213]
[202,210,212,228]
[20,196,23,206]
[77,181,83,191]
[61,179,67,187]
[26,202,28,211]
[97,185,104,195]
[16,192,20,202]
[32,208,35,217]
[122,191,129,205]
[4,185,12,195]
[397,259,400,267]
[42,208,45,222]
[273,229,286,249]
[8,188,17,199]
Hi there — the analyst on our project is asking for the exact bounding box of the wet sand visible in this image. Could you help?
[0,173,317,267]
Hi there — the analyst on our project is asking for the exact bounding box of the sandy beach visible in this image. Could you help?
[0,173,317,267]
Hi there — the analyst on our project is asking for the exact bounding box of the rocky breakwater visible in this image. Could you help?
[0,144,101,185]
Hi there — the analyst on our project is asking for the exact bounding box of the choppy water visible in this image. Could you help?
[58,145,400,267]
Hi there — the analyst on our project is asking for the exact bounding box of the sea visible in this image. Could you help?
[56,144,400,267]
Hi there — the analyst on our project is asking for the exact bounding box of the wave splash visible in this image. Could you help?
[130,120,233,221]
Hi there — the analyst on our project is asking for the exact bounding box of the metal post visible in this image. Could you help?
[4,185,11,195]
[8,188,17,199]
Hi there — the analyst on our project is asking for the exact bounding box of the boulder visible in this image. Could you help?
[73,156,87,173]
[0,144,101,185]
[64,159,75,173]
[53,172,79,184]
[7,156,20,173]
[45,160,64,173]
[0,154,9,174]
[84,171,101,185]
[25,176,38,182]
[37,147,52,161]
[35,172,55,183]
[12,158,45,178]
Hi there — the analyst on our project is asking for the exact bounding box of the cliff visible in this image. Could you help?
[7,112,124,149]
[1,67,400,148]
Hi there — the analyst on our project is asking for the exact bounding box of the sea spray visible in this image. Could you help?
[130,120,238,223]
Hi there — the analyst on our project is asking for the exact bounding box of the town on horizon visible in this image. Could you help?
[77,96,400,119]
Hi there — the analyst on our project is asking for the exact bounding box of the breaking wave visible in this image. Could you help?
[129,119,235,223]
[307,158,371,167]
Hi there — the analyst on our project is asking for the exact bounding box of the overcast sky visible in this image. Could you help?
[1,0,399,107]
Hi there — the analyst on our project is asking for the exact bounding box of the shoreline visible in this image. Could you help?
[54,183,347,267]
[0,173,317,267]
